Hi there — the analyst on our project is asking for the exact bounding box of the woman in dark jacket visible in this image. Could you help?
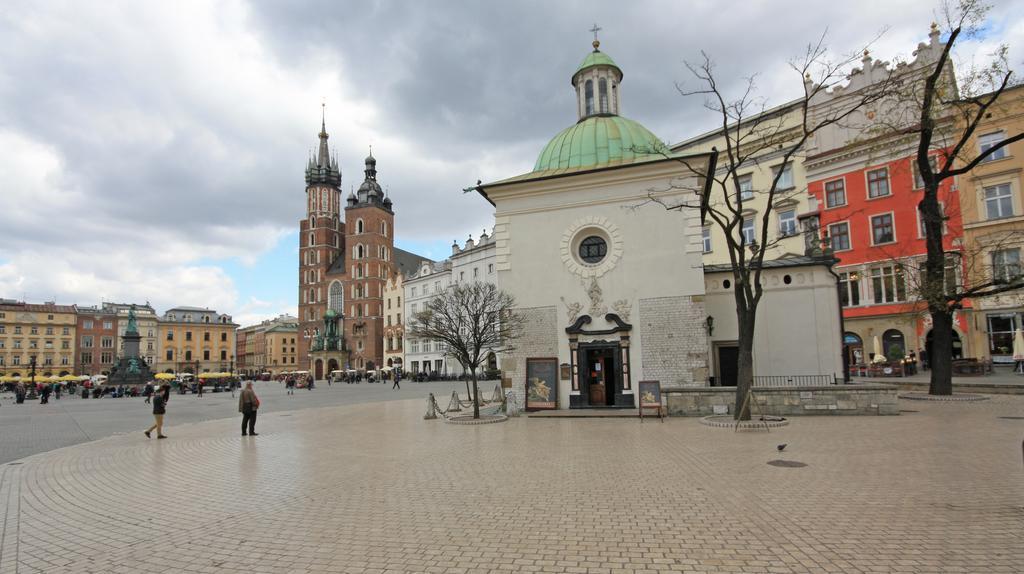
[144,384,170,439]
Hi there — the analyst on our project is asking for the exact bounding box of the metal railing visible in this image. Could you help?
[753,374,837,387]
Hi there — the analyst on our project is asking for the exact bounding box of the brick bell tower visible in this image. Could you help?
[342,150,395,371]
[298,107,344,374]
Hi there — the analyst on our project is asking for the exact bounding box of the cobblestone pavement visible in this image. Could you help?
[0,394,1022,574]
[0,380,489,464]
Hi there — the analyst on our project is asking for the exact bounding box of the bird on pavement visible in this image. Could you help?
[777,444,787,452]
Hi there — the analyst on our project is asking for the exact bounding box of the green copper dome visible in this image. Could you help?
[533,115,668,174]
[574,46,622,80]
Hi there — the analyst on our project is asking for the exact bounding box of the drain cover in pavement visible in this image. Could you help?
[998,416,1024,420]
[767,459,807,468]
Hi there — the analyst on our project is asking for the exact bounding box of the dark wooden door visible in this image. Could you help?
[717,346,738,387]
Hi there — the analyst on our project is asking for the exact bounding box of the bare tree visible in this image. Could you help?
[652,36,895,420]
[901,0,1024,394]
[408,282,524,419]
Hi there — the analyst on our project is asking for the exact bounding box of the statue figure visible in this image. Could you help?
[586,277,605,316]
[127,357,141,375]
[126,305,139,334]
[612,299,632,322]
[560,297,582,323]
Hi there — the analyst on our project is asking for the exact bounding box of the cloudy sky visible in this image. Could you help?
[1,0,1021,325]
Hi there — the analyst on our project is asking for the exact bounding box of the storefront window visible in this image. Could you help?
[987,314,1018,360]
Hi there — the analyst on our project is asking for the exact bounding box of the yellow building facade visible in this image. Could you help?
[958,85,1024,363]
[155,306,237,374]
[0,301,78,376]
[672,101,816,265]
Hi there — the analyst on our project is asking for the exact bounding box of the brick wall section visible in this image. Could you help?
[638,296,708,388]
[505,306,558,408]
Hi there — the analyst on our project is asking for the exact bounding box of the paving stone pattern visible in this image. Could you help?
[1,394,1023,573]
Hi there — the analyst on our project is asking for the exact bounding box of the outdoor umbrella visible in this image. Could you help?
[60,374,79,382]
[154,373,175,380]
[872,335,885,363]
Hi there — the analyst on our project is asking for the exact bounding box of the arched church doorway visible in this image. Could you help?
[925,329,963,364]
[327,359,339,374]
[386,358,393,367]
[314,359,324,380]
[486,352,497,372]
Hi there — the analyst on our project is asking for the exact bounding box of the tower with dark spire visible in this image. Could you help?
[298,106,345,375]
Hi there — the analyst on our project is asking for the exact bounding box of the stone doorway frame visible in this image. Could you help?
[566,313,633,408]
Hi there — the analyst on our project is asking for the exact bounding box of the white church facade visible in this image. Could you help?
[474,39,844,410]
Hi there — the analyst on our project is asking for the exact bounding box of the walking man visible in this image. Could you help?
[239,381,260,436]
[144,384,170,439]
[144,381,154,404]
[392,369,401,391]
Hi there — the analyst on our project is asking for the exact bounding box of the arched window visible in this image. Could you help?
[309,288,315,303]
[356,219,364,234]
[308,232,314,246]
[598,78,608,113]
[584,79,594,115]
[882,329,906,360]
[381,221,388,236]
[357,244,364,259]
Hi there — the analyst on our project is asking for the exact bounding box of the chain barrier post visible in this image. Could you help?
[447,390,462,412]
[424,393,438,420]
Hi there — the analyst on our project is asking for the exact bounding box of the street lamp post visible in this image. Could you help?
[27,355,38,399]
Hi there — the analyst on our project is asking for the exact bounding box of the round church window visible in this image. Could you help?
[578,236,607,263]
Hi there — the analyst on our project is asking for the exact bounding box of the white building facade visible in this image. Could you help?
[475,39,843,410]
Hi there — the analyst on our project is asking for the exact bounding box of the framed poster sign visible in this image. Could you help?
[638,380,664,422]
[525,358,558,410]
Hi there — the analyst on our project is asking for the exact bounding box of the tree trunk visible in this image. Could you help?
[928,310,954,395]
[471,371,480,419]
[920,187,954,396]
[465,379,472,402]
[734,308,756,421]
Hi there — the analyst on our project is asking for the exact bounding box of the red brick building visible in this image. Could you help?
[297,114,428,379]
[75,306,119,376]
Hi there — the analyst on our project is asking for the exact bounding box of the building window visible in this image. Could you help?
[488,263,494,274]
[828,222,851,252]
[913,156,939,189]
[778,210,797,237]
[101,337,113,348]
[870,265,906,303]
[81,352,92,365]
[867,167,890,198]
[203,350,210,361]
[579,235,607,263]
[598,77,609,113]
[62,327,69,336]
[979,131,1007,162]
[839,272,861,307]
[82,336,93,348]
[772,163,793,190]
[185,331,192,342]
[166,332,173,341]
[204,332,210,342]
[741,217,755,245]
[702,226,712,253]
[918,203,947,237]
[83,320,93,329]
[101,352,113,364]
[825,179,846,208]
[870,213,895,245]
[992,248,1021,284]
[221,350,227,360]
[473,267,479,278]
[584,79,594,115]
[987,314,1018,357]
[102,321,112,329]
[984,183,1013,220]
[221,332,227,342]
[737,174,753,201]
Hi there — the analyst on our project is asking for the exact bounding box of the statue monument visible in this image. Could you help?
[107,305,154,386]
